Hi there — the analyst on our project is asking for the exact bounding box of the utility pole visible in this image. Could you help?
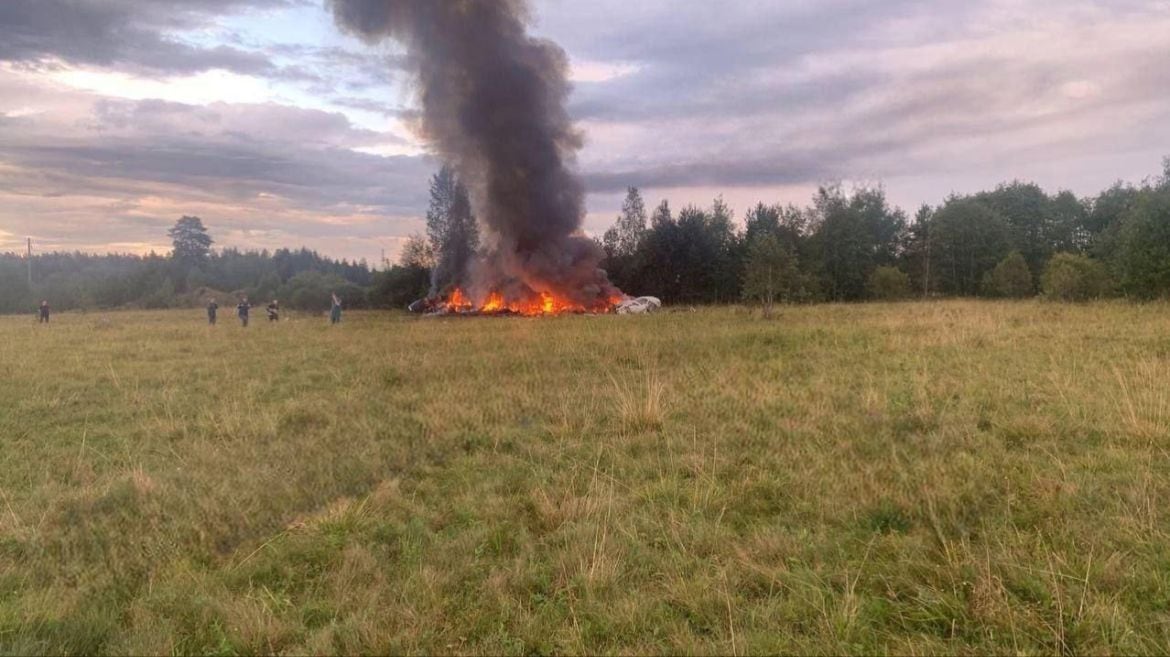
[26,237,33,287]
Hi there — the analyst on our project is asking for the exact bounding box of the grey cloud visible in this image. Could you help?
[557,0,1170,194]
[582,133,911,193]
[553,0,978,128]
[540,0,916,68]
[557,10,865,122]
[0,0,295,76]
[86,98,407,148]
[581,64,1170,196]
[570,67,873,124]
[0,92,432,214]
[260,44,409,90]
[584,157,830,194]
[330,96,416,120]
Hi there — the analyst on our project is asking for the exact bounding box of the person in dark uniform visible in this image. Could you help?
[330,292,342,325]
[266,299,279,322]
[237,297,251,327]
[207,298,218,325]
[38,300,50,323]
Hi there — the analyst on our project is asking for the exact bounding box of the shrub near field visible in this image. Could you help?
[1,302,1170,654]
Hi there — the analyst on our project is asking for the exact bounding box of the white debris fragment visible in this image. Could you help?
[615,296,662,315]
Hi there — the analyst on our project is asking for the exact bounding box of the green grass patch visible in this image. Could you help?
[0,301,1168,654]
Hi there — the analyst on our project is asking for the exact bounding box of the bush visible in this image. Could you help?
[279,271,366,311]
[370,265,431,309]
[984,251,1034,298]
[1041,253,1112,301]
[867,266,910,301]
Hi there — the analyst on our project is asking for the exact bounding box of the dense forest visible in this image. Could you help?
[3,158,1168,316]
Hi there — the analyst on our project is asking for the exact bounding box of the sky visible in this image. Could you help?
[1,0,1168,263]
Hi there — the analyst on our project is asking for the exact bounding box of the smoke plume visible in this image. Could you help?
[330,0,622,307]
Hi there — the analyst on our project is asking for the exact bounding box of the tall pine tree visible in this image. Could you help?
[425,165,479,294]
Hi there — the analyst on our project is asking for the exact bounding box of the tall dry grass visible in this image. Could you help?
[0,300,1168,654]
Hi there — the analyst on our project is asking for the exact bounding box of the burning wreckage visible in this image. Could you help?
[330,0,657,318]
[408,290,661,316]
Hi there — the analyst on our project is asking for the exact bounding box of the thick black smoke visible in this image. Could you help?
[330,0,622,307]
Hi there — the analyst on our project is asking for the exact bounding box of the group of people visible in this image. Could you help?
[205,293,344,327]
[34,294,346,326]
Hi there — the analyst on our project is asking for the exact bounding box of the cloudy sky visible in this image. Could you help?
[1,0,1168,263]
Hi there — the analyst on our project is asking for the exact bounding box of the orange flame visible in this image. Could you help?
[436,288,621,316]
[481,291,504,312]
[447,288,473,311]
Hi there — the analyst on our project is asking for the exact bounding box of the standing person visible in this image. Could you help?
[237,297,251,327]
[207,298,218,325]
[329,292,343,325]
[266,299,280,322]
[38,300,50,324]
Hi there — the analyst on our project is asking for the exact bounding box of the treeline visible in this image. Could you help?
[594,159,1170,305]
[0,217,374,315]
[377,159,1170,308]
[7,159,1168,316]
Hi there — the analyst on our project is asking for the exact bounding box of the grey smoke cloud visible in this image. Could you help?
[329,0,621,305]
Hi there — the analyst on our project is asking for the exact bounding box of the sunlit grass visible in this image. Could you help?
[1,301,1169,654]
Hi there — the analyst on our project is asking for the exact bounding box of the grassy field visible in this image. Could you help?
[1,301,1169,655]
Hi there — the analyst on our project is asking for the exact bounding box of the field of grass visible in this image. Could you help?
[1,301,1169,655]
